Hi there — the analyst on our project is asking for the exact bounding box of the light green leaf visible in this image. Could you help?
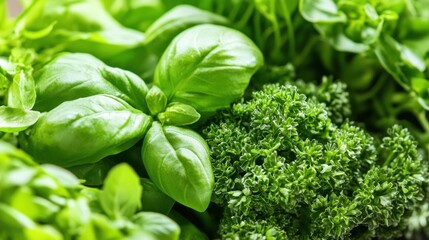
[300,0,346,23]
[314,23,370,53]
[24,225,63,240]
[141,178,175,214]
[7,69,36,110]
[132,212,180,240]
[375,35,426,90]
[158,102,200,126]
[411,77,429,110]
[127,231,157,240]
[100,163,142,219]
[145,5,229,47]
[142,122,213,212]
[0,140,35,165]
[55,197,91,235]
[154,24,263,116]
[146,85,167,116]
[78,214,123,240]
[20,95,152,167]
[41,165,80,188]
[0,203,35,229]
[10,187,60,221]
[5,167,37,187]
[29,174,68,198]
[102,0,164,32]
[0,71,9,97]
[16,0,145,61]
[34,53,149,112]
[20,22,56,39]
[0,106,40,133]
[64,28,145,60]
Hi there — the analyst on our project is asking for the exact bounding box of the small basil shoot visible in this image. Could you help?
[158,102,200,126]
[100,163,142,219]
[146,85,168,116]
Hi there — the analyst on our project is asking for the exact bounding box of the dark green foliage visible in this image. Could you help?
[203,82,427,239]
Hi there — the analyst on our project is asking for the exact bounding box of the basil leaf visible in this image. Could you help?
[7,69,36,110]
[142,122,213,212]
[64,28,145,60]
[34,53,149,112]
[55,197,91,234]
[127,231,157,240]
[0,106,40,133]
[107,5,229,81]
[168,210,209,240]
[141,178,175,214]
[146,85,167,116]
[132,212,180,240]
[154,24,263,116]
[102,0,164,32]
[158,102,200,126]
[20,95,152,167]
[24,225,63,240]
[67,158,117,187]
[41,165,80,188]
[77,215,123,240]
[100,163,142,219]
[299,0,346,23]
[0,71,9,98]
[10,188,60,222]
[0,203,35,229]
[16,0,145,61]
[374,35,426,90]
[0,140,35,165]
[145,5,229,52]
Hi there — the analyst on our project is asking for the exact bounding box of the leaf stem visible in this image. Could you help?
[269,0,282,60]
[236,2,255,29]
[278,0,295,58]
[293,36,319,66]
[354,74,388,102]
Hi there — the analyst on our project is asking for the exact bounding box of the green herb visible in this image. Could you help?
[153,24,263,117]
[142,122,213,212]
[0,141,180,239]
[33,53,150,112]
[203,80,428,239]
[20,95,152,167]
[12,9,263,213]
[2,0,429,238]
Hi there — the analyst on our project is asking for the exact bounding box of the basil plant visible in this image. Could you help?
[18,24,263,212]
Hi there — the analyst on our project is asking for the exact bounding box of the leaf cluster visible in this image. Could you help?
[203,81,428,239]
[0,141,179,240]
[0,0,264,216]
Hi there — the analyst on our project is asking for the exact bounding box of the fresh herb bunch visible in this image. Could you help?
[203,81,428,239]
[1,0,429,239]
[0,141,180,240]
[0,0,264,214]
[167,0,429,156]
